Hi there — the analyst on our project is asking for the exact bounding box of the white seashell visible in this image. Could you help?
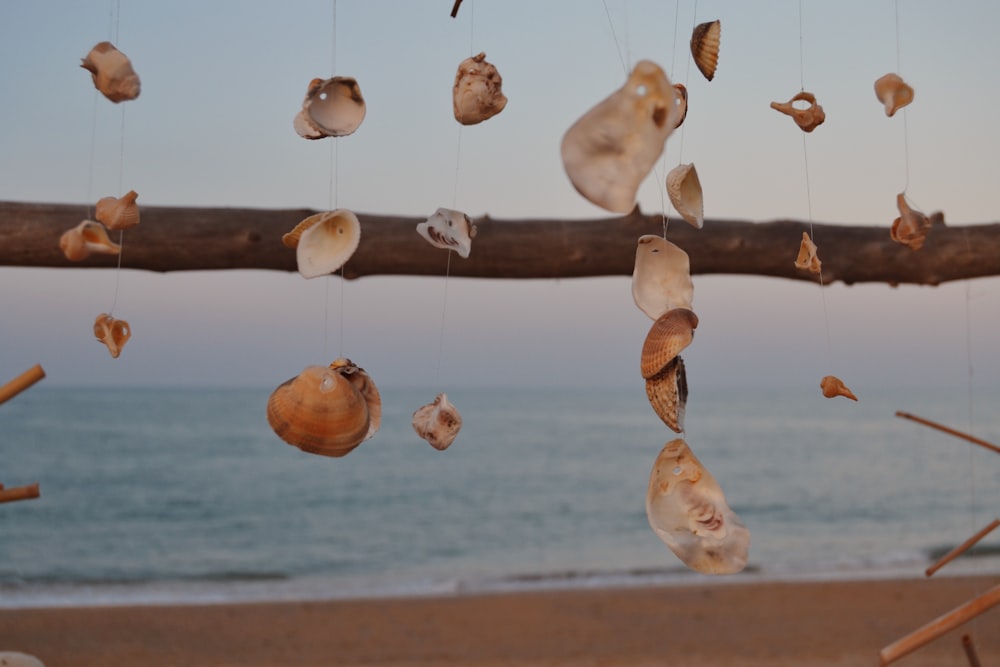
[561,60,680,213]
[646,438,749,574]
[412,392,462,450]
[453,52,507,125]
[293,76,366,139]
[81,41,140,103]
[874,73,914,117]
[59,220,121,261]
[282,209,361,278]
[631,235,694,321]
[416,208,477,258]
[0,652,46,667]
[666,163,704,229]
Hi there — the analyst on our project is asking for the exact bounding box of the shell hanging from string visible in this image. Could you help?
[412,393,463,451]
[874,73,914,118]
[282,209,362,278]
[416,208,477,258]
[641,308,698,433]
[293,76,366,139]
[81,41,141,103]
[93,313,131,359]
[666,163,704,229]
[820,375,857,401]
[890,193,931,251]
[95,190,140,231]
[771,91,826,132]
[794,232,822,274]
[631,235,694,321]
[453,52,507,125]
[690,20,721,82]
[59,220,121,261]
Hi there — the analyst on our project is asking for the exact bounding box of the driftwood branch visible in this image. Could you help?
[2,201,999,285]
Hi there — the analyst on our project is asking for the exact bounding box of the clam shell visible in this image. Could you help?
[641,308,699,379]
[874,73,914,118]
[561,60,680,213]
[416,208,477,258]
[453,52,507,125]
[93,313,131,359]
[95,190,140,231]
[412,392,463,450]
[335,357,382,442]
[672,83,688,129]
[690,20,721,82]
[59,220,121,261]
[282,209,361,278]
[666,163,703,229]
[770,91,826,132]
[820,375,857,401]
[645,356,688,433]
[81,41,140,103]
[631,235,694,321]
[793,231,822,274]
[890,192,931,251]
[293,76,366,139]
[646,438,750,574]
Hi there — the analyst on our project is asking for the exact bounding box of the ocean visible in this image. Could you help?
[1,383,998,608]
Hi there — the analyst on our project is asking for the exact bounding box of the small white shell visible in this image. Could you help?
[631,235,694,321]
[294,77,366,139]
[416,208,477,258]
[666,163,704,229]
[282,209,362,278]
[412,392,462,450]
[81,41,140,103]
[59,220,121,261]
[453,52,508,125]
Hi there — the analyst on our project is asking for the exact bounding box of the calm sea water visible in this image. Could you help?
[1,384,998,608]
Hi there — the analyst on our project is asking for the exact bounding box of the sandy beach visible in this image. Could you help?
[1,575,998,666]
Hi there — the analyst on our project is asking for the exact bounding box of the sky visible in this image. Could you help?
[1,0,998,392]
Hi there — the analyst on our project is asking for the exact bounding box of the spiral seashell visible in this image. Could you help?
[666,163,703,229]
[874,73,914,118]
[95,190,140,231]
[641,308,699,380]
[412,392,463,450]
[632,235,693,321]
[690,20,721,82]
[820,375,857,401]
[453,52,507,125]
[890,193,931,251]
[771,91,826,132]
[93,313,131,359]
[293,76,366,139]
[282,209,362,278]
[645,356,688,433]
[59,220,121,261]
[646,438,750,574]
[794,231,821,274]
[81,41,140,103]
[416,208,477,258]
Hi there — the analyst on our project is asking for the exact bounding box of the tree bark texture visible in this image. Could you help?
[2,201,998,286]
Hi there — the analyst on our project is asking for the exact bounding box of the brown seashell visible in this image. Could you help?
[81,41,140,103]
[95,190,140,231]
[771,91,826,132]
[645,356,688,433]
[666,162,703,229]
[412,392,462,450]
[820,375,857,401]
[641,308,699,380]
[282,209,362,278]
[794,231,822,274]
[59,220,121,261]
[690,20,721,82]
[874,73,914,118]
[631,235,694,321]
[93,313,131,359]
[453,52,507,125]
[672,83,688,129]
[293,76,366,139]
[890,193,931,251]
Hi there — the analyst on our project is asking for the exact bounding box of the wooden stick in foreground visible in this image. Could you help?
[926,518,1000,577]
[0,364,46,406]
[895,411,1000,455]
[0,482,40,504]
[961,634,982,667]
[879,584,1000,666]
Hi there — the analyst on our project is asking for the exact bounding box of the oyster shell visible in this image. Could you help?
[95,190,140,231]
[771,91,826,132]
[690,20,721,82]
[93,313,131,359]
[646,356,688,433]
[81,41,140,103]
[874,73,914,118]
[820,375,857,401]
[282,209,362,278]
[453,52,507,125]
[641,308,698,380]
[631,235,693,321]
[890,193,931,251]
[794,231,822,274]
[59,220,121,261]
[293,76,366,139]
[412,392,462,450]
[666,163,703,229]
[416,208,477,258]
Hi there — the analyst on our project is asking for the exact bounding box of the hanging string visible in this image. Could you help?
[602,0,629,76]
[894,0,910,194]
[108,0,125,316]
[435,251,453,385]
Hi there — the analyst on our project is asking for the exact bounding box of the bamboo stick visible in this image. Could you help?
[961,634,982,667]
[0,364,46,406]
[895,411,1000,455]
[879,584,1000,665]
[0,482,40,504]
[926,518,1000,577]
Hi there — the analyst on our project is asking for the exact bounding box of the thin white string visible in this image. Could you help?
[894,0,910,194]
[108,0,124,316]
[435,251,453,385]
[86,92,99,217]
[602,0,629,76]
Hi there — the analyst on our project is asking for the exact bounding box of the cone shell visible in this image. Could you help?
[820,375,857,401]
[293,76,366,139]
[890,193,931,251]
[282,209,361,278]
[81,41,140,103]
[641,308,698,380]
[561,60,680,213]
[646,356,688,433]
[794,231,822,274]
[646,438,750,574]
[690,20,721,82]
[416,208,477,258]
[95,190,140,231]
[771,91,826,132]
[874,73,914,118]
[412,392,463,451]
[632,235,694,321]
[93,313,131,359]
[453,52,507,125]
[666,163,704,229]
[59,220,121,261]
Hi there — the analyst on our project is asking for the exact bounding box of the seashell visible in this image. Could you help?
[690,20,721,82]
[95,190,140,231]
[646,438,750,574]
[453,52,508,125]
[874,73,914,118]
[412,392,462,450]
[93,313,131,359]
[293,76,366,139]
[81,41,140,103]
[666,163,703,229]
[820,375,857,401]
[890,192,931,251]
[641,308,699,380]
[0,652,46,667]
[770,91,826,132]
[561,60,680,213]
[282,209,362,278]
[59,220,121,261]
[416,208,477,258]
[794,231,822,274]
[646,356,688,433]
[266,358,381,457]
[632,235,694,321]
[672,83,688,129]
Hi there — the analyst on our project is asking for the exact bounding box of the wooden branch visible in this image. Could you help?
[895,411,1000,455]
[0,364,46,406]
[0,482,40,504]
[925,518,1000,577]
[3,201,1000,285]
[962,634,982,667]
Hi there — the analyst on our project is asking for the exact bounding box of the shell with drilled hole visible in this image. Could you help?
[771,91,826,132]
[820,375,857,401]
[561,60,680,213]
[59,220,121,261]
[666,163,703,229]
[293,76,366,139]
[874,73,914,118]
[646,438,749,574]
[890,193,931,251]
[453,52,507,125]
[81,41,140,103]
[690,20,721,81]
[416,208,477,258]
[632,235,693,321]
[95,190,140,231]
[412,393,462,450]
[93,313,131,359]
[794,231,821,274]
[282,209,361,278]
[266,358,382,457]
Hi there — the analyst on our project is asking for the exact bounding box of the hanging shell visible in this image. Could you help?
[646,438,750,574]
[412,392,463,451]
[666,163,704,229]
[646,356,688,433]
[59,220,121,261]
[81,41,140,103]
[890,193,931,251]
[820,375,857,401]
[282,209,362,278]
[632,235,693,321]
[416,208,477,258]
[690,20,721,82]
[95,190,140,231]
[293,76,366,139]
[561,60,680,213]
[266,358,382,457]
[794,231,822,274]
[771,91,826,132]
[93,313,131,359]
[672,83,688,130]
[641,308,698,380]
[874,73,914,118]
[453,52,507,125]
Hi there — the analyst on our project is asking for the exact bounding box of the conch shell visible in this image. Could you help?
[794,231,821,274]
[666,163,703,229]
[820,375,857,401]
[646,357,688,433]
[416,208,477,258]
[874,73,914,118]
[771,91,826,132]
[890,193,931,251]
[93,313,131,359]
[293,76,366,139]
[453,52,507,125]
[631,235,693,321]
[282,209,362,278]
[59,220,121,261]
[412,393,462,451]
[690,20,721,82]
[95,190,140,231]
[266,358,382,457]
[561,60,680,213]
[81,41,140,103]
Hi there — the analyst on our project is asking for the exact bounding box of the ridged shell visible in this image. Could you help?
[561,60,680,213]
[874,73,914,118]
[453,52,507,125]
[81,41,140,103]
[632,235,694,321]
[645,356,687,433]
[820,375,857,401]
[690,20,721,82]
[282,209,361,278]
[666,163,703,229]
[293,76,366,139]
[95,190,140,231]
[794,231,822,273]
[890,193,931,251]
[646,438,750,574]
[412,392,463,451]
[416,208,477,258]
[641,308,698,379]
[59,220,121,261]
[93,313,131,359]
[770,91,826,133]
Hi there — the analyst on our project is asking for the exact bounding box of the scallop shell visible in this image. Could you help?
[561,60,680,213]
[95,190,140,231]
[412,392,462,451]
[770,91,826,132]
[453,52,507,125]
[266,358,381,457]
[59,220,121,261]
[93,313,131,359]
[820,375,857,401]
[646,438,750,574]
[293,76,366,139]
[282,209,362,278]
[416,208,477,258]
[81,41,140,103]
[666,163,703,229]
[0,652,46,667]
[890,193,931,251]
[646,356,688,433]
[874,73,914,118]
[690,20,721,82]
[641,308,699,380]
[632,235,694,321]
[794,231,822,274]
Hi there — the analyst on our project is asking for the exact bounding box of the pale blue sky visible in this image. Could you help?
[1,0,998,391]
